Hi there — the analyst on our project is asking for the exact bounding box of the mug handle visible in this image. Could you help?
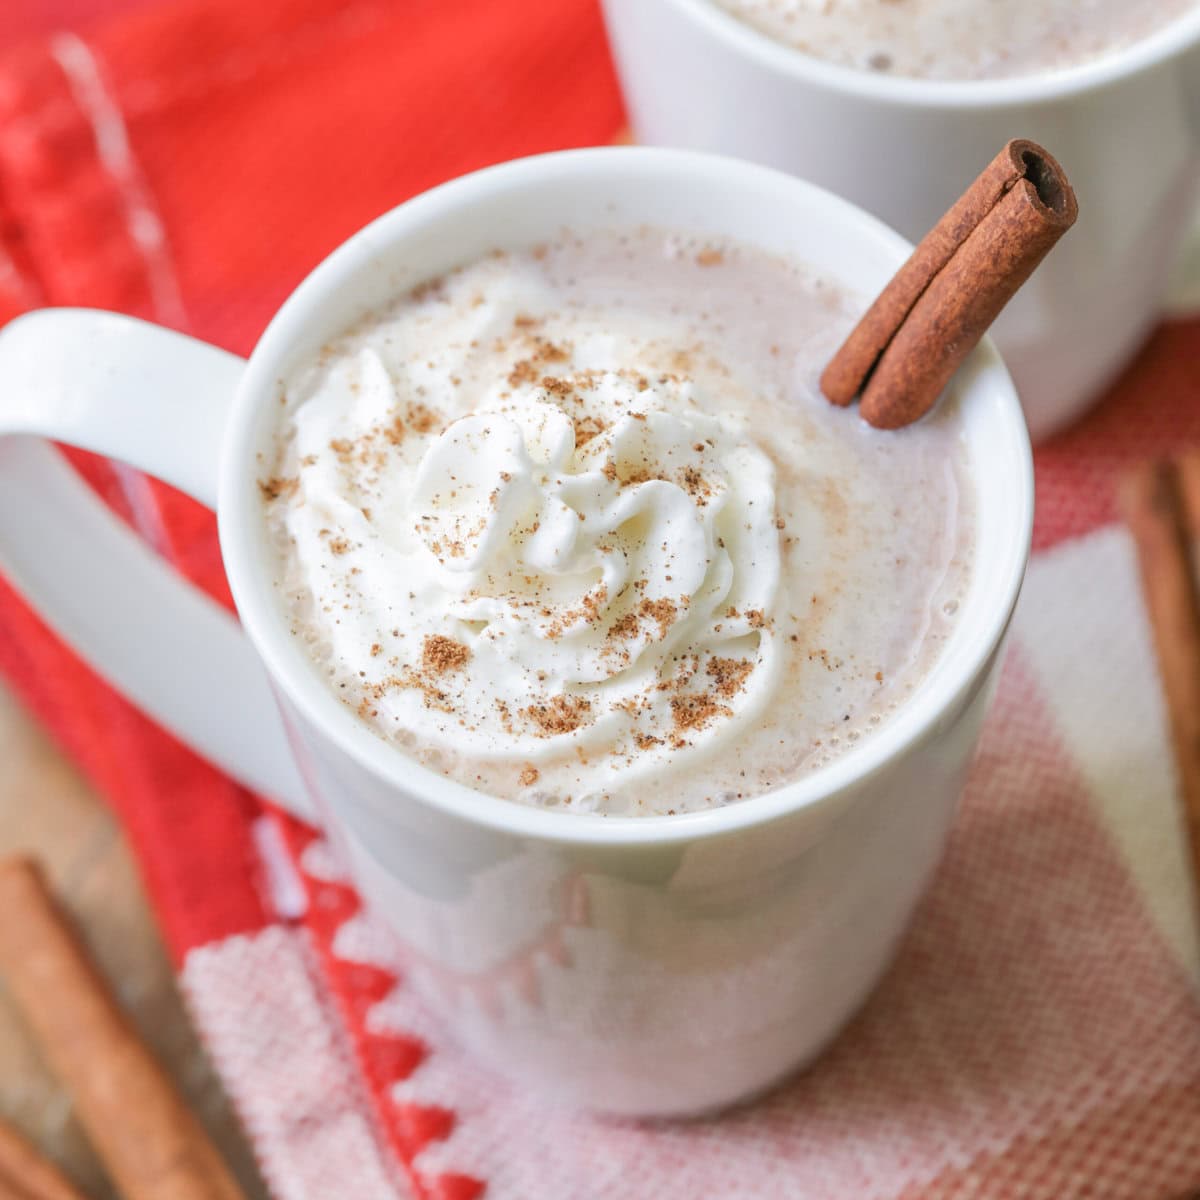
[0,308,314,821]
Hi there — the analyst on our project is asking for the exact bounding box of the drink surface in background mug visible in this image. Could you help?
[264,227,974,815]
[713,0,1200,79]
[600,2,1200,438]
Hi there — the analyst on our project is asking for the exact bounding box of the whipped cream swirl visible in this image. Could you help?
[274,328,783,796]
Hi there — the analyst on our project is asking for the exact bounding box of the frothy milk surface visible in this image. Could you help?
[263,229,973,816]
[712,0,1198,80]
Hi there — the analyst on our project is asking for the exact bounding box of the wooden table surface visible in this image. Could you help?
[0,679,269,1200]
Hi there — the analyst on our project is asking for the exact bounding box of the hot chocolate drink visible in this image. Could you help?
[262,228,973,815]
[712,0,1198,80]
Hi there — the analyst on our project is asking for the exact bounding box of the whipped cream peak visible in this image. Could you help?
[410,367,782,752]
[274,333,784,797]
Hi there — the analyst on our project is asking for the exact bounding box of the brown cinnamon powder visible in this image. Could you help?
[573,415,607,446]
[507,337,570,388]
[541,376,574,400]
[259,476,297,501]
[680,465,712,503]
[670,693,731,733]
[706,656,754,698]
[608,610,641,641]
[422,634,471,674]
[639,597,677,638]
[407,403,441,434]
[508,360,538,387]
[525,695,593,737]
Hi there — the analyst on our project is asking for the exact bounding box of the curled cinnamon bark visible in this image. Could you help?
[1120,457,1200,895]
[0,1120,89,1200]
[822,139,1078,429]
[0,858,246,1200]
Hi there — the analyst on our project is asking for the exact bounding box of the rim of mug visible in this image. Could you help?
[221,146,1033,847]
[664,0,1200,107]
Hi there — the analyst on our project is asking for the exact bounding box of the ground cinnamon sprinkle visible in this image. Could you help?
[407,402,441,434]
[573,415,607,446]
[696,248,725,267]
[580,585,609,624]
[409,275,447,303]
[639,597,677,638]
[608,610,641,641]
[508,359,538,387]
[706,656,754,698]
[369,670,455,714]
[525,694,592,736]
[258,476,297,500]
[680,465,712,503]
[529,336,569,365]
[422,634,471,674]
[656,653,701,693]
[746,609,767,629]
[508,337,570,388]
[541,376,574,400]
[519,765,540,787]
[328,536,352,555]
[670,693,731,733]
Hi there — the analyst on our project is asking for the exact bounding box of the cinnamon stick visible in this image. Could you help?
[0,1120,90,1200]
[1119,458,1200,895]
[0,858,246,1200]
[822,139,1078,429]
[0,1179,40,1200]
[1177,447,1200,536]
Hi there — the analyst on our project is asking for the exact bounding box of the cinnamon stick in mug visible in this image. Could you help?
[822,139,1078,429]
[0,858,246,1200]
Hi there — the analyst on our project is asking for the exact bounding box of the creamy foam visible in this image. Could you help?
[712,0,1198,80]
[264,229,973,815]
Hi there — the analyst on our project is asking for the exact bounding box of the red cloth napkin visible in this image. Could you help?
[1,2,1199,1197]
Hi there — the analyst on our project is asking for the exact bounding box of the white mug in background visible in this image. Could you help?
[0,149,1032,1116]
[601,0,1200,440]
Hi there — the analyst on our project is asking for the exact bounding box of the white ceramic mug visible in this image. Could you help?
[601,0,1200,440]
[0,148,1032,1117]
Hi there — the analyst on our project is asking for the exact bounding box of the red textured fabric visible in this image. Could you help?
[1032,319,1200,550]
[0,1,157,46]
[0,0,623,956]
